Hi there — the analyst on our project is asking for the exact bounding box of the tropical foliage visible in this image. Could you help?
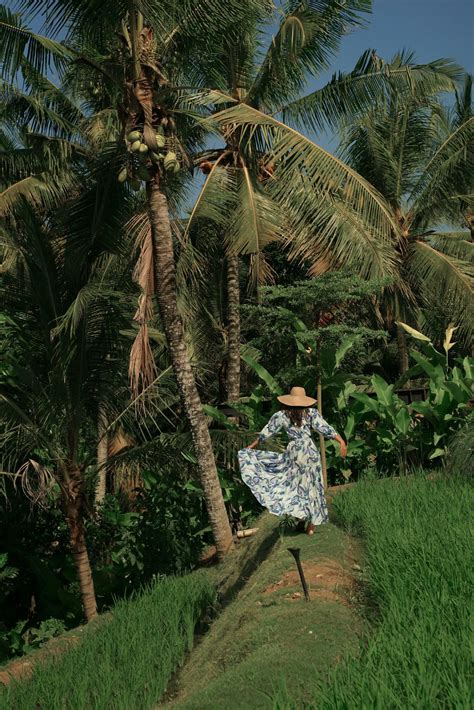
[337,68,474,362]
[0,0,472,679]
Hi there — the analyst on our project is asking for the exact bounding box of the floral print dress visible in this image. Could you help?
[238,409,337,526]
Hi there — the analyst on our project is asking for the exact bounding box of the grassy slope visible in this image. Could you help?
[164,514,362,710]
[276,473,473,709]
[1,574,214,710]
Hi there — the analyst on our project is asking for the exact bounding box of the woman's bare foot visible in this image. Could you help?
[306,523,315,535]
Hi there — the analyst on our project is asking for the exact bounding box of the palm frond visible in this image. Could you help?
[182,159,237,240]
[281,51,461,134]
[429,232,474,262]
[0,5,73,80]
[227,164,287,285]
[409,117,474,228]
[207,103,401,272]
[248,0,371,110]
[407,240,474,343]
[0,172,73,219]
[283,171,400,280]
[0,78,84,140]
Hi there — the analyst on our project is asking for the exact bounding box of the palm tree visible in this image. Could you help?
[0,57,183,619]
[181,8,461,395]
[0,0,267,557]
[334,63,473,368]
[1,197,133,621]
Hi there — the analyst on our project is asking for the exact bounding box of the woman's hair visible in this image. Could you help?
[281,405,309,427]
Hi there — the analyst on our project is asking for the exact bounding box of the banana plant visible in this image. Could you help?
[340,323,474,474]
[396,322,473,461]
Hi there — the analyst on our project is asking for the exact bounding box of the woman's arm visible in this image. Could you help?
[246,412,285,449]
[310,409,347,458]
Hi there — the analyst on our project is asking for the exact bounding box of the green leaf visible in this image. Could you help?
[335,334,360,370]
[344,413,356,439]
[462,357,473,380]
[241,353,282,395]
[350,392,380,414]
[395,321,431,342]
[443,382,470,404]
[276,306,308,333]
[371,374,394,407]
[395,407,411,435]
[202,404,238,430]
[429,447,446,460]
[411,351,445,382]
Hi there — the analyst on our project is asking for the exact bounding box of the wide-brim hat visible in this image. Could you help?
[277,386,316,407]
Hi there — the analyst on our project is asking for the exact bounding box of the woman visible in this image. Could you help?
[238,386,347,534]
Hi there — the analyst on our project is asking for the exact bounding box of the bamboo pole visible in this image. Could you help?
[317,379,328,491]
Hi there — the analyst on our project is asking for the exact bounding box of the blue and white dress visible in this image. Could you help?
[238,409,337,526]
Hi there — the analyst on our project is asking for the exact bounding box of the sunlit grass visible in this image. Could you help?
[275,472,473,709]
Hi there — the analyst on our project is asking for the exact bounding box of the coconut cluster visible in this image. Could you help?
[117,126,180,189]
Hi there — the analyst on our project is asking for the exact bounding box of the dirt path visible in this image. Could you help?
[162,518,364,710]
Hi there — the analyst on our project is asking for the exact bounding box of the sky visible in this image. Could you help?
[186,0,473,205]
[308,0,474,151]
[22,0,474,202]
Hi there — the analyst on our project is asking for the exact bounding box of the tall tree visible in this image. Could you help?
[333,62,473,367]
[0,193,137,620]
[0,0,267,557]
[181,5,461,392]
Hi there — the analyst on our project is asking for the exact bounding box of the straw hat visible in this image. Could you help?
[277,386,316,407]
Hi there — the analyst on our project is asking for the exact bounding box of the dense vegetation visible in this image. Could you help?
[0,0,472,692]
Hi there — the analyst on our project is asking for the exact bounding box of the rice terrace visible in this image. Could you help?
[0,0,472,708]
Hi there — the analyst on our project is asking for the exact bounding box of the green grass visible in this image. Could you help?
[1,572,215,710]
[165,516,362,709]
[274,472,473,709]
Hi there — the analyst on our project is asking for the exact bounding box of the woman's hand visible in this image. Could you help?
[247,439,259,450]
[334,434,347,459]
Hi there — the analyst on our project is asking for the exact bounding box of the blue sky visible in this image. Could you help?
[308,0,473,150]
[23,0,473,203]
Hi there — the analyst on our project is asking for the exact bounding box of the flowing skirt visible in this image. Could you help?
[238,439,328,525]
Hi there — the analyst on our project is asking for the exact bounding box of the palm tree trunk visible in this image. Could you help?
[317,380,328,491]
[396,324,409,374]
[146,180,233,558]
[64,467,97,621]
[95,403,108,505]
[226,250,241,404]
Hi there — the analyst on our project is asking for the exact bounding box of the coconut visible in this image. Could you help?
[127,130,141,142]
[150,151,162,163]
[138,143,149,154]
[155,125,165,136]
[172,162,181,174]
[199,160,213,174]
[163,151,178,171]
[130,140,141,153]
[155,134,166,148]
[118,167,128,183]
